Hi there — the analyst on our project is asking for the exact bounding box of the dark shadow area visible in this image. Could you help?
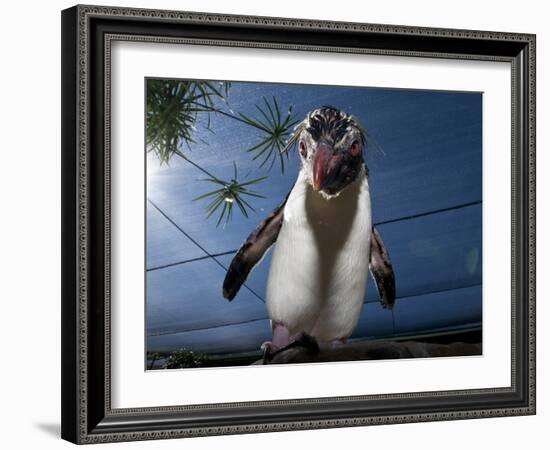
[35,422,60,438]
[148,329,482,369]
[260,333,482,365]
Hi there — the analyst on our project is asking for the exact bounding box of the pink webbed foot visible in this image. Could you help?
[261,322,291,363]
[264,333,321,364]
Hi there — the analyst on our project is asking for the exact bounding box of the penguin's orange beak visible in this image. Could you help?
[312,142,343,192]
[312,142,331,191]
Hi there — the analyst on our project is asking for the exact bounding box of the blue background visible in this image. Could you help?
[146,80,482,357]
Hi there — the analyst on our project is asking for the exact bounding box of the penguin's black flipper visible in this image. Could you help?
[223,195,289,301]
[369,226,396,309]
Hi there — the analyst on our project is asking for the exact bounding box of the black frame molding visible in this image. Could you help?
[61,4,536,444]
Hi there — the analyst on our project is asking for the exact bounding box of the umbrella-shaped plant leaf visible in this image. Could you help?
[146,79,296,224]
[193,162,267,227]
[238,96,300,173]
[146,79,231,163]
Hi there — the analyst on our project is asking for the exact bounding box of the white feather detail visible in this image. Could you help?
[266,168,372,342]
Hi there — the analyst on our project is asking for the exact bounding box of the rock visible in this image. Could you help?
[254,335,481,365]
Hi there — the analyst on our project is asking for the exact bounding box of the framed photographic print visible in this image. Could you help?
[61,4,536,444]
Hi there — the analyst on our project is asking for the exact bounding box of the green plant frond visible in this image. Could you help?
[192,189,224,201]
[254,104,274,130]
[232,161,238,181]
[216,201,229,226]
[206,197,226,220]
[197,177,228,186]
[237,111,272,134]
[239,97,297,174]
[263,96,277,123]
[234,189,265,199]
[235,195,256,212]
[147,78,292,224]
[166,348,209,369]
[237,175,268,186]
[251,143,274,161]
[193,170,266,227]
[282,114,300,130]
[245,136,274,154]
[146,79,229,164]
[233,195,249,218]
[257,145,278,170]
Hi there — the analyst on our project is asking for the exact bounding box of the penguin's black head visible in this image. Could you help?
[292,106,366,198]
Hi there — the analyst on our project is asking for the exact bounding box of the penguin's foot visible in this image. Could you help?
[272,322,291,347]
[263,333,320,364]
[261,332,307,360]
[261,322,291,363]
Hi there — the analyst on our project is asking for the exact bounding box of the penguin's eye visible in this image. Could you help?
[299,141,307,157]
[350,140,361,157]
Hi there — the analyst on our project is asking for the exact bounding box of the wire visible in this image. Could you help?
[148,199,266,303]
[146,199,482,271]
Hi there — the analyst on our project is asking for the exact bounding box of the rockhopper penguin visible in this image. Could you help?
[223,106,395,359]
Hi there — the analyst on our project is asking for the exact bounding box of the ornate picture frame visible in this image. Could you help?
[61,4,536,444]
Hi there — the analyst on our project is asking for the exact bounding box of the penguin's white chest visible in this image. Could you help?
[266,171,372,341]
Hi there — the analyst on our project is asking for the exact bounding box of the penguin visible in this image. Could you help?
[223,106,395,358]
